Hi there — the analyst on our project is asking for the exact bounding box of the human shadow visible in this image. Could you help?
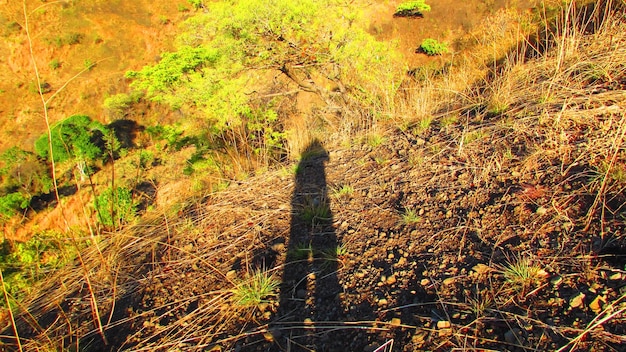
[275,139,342,351]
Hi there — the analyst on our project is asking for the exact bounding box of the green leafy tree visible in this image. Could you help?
[127,0,401,158]
[34,115,111,163]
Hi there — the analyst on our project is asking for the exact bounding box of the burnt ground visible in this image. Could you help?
[110,110,626,351]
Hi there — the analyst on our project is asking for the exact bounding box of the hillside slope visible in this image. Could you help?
[2,1,626,351]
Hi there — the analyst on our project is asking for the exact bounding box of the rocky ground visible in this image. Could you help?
[111,105,626,351]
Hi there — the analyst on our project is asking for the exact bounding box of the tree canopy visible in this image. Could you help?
[126,0,401,135]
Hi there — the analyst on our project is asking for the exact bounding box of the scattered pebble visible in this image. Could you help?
[589,295,605,313]
[443,277,456,286]
[436,320,451,329]
[569,292,585,309]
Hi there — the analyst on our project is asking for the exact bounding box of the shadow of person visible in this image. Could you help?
[275,139,342,351]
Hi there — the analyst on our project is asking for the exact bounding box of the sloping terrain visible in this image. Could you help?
[1,1,626,352]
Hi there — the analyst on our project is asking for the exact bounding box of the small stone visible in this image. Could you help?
[569,292,585,309]
[377,298,388,306]
[589,296,605,313]
[388,253,395,259]
[443,277,456,286]
[421,278,431,286]
[396,257,408,266]
[271,243,285,252]
[390,317,402,326]
[263,332,274,342]
[472,263,490,275]
[386,275,397,285]
[536,206,548,215]
[609,272,623,281]
[356,271,365,279]
[436,320,451,329]
[504,328,524,344]
[226,270,237,279]
[551,276,563,286]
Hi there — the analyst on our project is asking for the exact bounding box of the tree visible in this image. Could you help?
[34,115,111,164]
[126,0,401,152]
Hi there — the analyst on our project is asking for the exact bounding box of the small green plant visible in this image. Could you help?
[419,38,449,56]
[394,1,431,17]
[300,196,331,225]
[462,130,486,145]
[93,186,137,228]
[441,115,459,128]
[497,256,547,294]
[230,269,279,308]
[401,208,422,224]
[365,133,386,148]
[187,0,205,9]
[414,117,433,133]
[332,184,354,198]
[48,58,61,70]
[288,243,314,261]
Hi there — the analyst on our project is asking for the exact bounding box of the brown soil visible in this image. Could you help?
[0,0,188,152]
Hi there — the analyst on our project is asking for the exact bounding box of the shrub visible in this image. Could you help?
[93,186,136,228]
[0,147,52,197]
[395,1,431,17]
[103,91,143,116]
[419,38,449,55]
[0,192,29,222]
[34,115,110,163]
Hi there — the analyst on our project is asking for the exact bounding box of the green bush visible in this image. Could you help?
[0,192,29,222]
[395,1,431,17]
[34,115,111,163]
[94,186,136,228]
[419,38,449,55]
[0,232,73,307]
[103,91,143,116]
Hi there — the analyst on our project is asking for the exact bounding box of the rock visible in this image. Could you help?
[589,295,605,313]
[271,243,285,252]
[377,298,388,306]
[551,276,563,286]
[443,277,456,286]
[226,270,237,279]
[420,278,431,286]
[386,275,397,285]
[569,292,585,309]
[472,263,491,275]
[436,320,451,329]
[504,328,525,344]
